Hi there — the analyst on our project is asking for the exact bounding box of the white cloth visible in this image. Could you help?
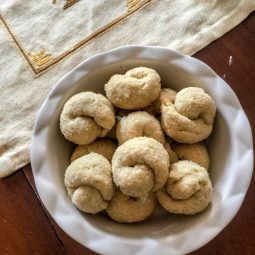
[0,0,254,177]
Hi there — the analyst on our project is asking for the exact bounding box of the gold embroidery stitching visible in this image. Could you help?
[127,0,143,11]
[64,0,80,10]
[52,0,80,9]
[27,49,54,68]
[0,14,37,74]
[0,0,152,75]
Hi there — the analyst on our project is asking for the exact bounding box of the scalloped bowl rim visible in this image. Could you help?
[31,46,253,255]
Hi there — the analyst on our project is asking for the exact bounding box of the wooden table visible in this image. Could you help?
[1,13,255,255]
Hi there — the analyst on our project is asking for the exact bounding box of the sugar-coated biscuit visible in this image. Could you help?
[105,67,161,110]
[112,137,170,197]
[60,92,115,145]
[64,153,114,214]
[157,160,212,215]
[161,87,216,143]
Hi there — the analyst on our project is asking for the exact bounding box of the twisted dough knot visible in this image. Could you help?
[60,92,115,145]
[157,160,212,215]
[112,137,170,197]
[71,138,117,162]
[173,143,210,169]
[161,87,216,143]
[105,67,161,110]
[116,111,165,144]
[106,190,156,223]
[64,153,114,214]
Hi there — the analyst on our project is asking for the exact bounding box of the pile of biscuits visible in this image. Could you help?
[61,67,216,223]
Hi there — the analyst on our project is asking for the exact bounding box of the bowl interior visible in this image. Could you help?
[46,58,232,238]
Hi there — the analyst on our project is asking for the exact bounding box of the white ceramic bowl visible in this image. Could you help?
[31,46,253,255]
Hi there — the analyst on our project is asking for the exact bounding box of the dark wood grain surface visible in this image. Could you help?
[1,13,254,255]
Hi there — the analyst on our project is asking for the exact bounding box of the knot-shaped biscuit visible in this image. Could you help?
[116,111,165,144]
[112,137,169,197]
[60,92,115,145]
[173,143,209,169]
[161,87,216,143]
[64,153,114,214]
[106,190,156,223]
[145,88,177,115]
[157,160,212,215]
[71,138,117,162]
[105,67,161,110]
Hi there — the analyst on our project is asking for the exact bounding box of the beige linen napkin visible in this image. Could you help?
[0,0,254,177]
